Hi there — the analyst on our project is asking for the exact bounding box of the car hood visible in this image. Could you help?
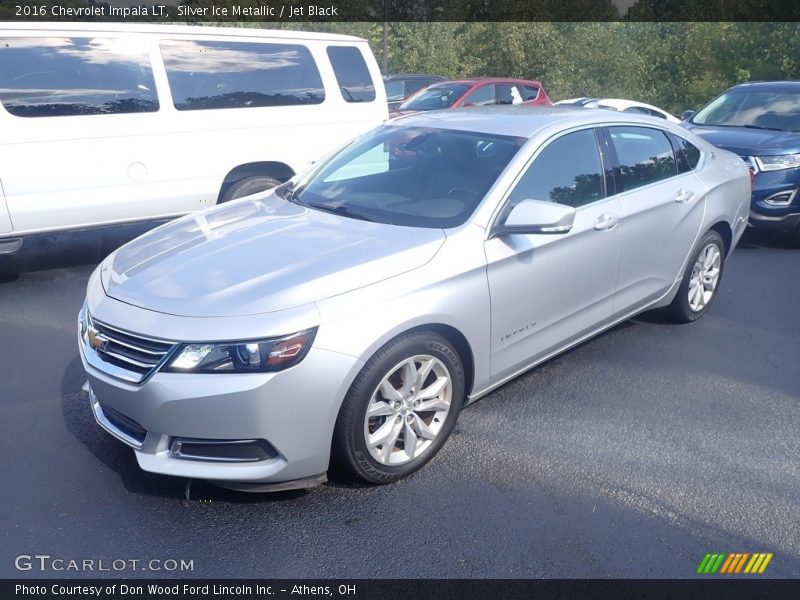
[102,194,446,318]
[683,123,800,156]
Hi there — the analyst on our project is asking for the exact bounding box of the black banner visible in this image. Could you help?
[4,579,800,600]
[1,0,800,22]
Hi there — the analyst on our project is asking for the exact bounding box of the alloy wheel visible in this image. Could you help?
[363,355,452,466]
[688,242,722,312]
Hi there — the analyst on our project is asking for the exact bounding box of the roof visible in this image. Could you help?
[0,21,365,43]
[731,80,800,91]
[389,104,680,139]
[383,74,446,80]
[432,78,544,86]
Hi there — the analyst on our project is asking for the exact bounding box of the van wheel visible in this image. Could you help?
[332,331,465,484]
[665,230,725,323]
[220,176,281,203]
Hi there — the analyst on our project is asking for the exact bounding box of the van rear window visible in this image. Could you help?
[326,46,376,103]
[0,37,158,118]
[160,40,325,111]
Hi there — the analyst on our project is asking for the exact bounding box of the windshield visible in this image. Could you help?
[398,83,471,111]
[692,89,800,131]
[290,125,525,228]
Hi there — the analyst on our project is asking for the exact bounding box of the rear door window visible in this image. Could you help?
[622,106,668,120]
[0,37,158,117]
[327,46,376,103]
[160,40,324,110]
[608,126,678,191]
[523,85,541,101]
[669,134,702,173]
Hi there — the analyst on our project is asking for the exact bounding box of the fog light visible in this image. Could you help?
[170,438,279,462]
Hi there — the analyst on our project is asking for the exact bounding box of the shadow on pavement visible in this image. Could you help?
[1,220,170,281]
[736,227,798,251]
[59,355,315,505]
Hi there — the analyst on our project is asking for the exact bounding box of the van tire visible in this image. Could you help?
[220,176,281,203]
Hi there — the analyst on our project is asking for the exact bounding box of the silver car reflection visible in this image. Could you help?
[79,106,751,491]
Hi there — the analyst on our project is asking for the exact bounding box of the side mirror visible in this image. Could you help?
[680,110,695,121]
[491,199,576,238]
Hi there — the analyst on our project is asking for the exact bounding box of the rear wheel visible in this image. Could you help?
[220,175,281,203]
[332,331,465,484]
[665,230,725,323]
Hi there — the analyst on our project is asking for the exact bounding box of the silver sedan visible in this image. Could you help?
[79,106,751,491]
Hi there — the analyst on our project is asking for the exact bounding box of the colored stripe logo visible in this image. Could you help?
[696,552,773,574]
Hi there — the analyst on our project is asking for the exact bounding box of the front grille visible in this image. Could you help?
[88,317,175,383]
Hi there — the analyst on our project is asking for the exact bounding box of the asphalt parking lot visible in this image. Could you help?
[1,229,798,579]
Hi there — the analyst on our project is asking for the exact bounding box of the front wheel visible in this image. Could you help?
[332,331,465,484]
[665,230,725,323]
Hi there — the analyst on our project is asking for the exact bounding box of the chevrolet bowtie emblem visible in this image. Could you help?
[87,327,108,352]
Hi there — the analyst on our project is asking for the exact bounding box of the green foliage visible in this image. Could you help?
[274,21,799,115]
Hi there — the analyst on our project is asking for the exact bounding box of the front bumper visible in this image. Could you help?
[79,309,363,487]
[748,169,800,232]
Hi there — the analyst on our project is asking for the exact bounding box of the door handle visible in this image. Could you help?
[674,188,695,203]
[594,213,619,231]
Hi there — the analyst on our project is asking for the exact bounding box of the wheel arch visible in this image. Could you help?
[337,321,477,403]
[217,161,295,203]
[404,323,476,400]
[708,220,733,257]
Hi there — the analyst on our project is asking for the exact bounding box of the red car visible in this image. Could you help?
[390,78,552,116]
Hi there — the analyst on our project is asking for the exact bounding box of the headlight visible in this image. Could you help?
[754,154,800,172]
[164,328,317,374]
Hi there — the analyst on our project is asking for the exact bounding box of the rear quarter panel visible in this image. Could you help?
[694,146,751,254]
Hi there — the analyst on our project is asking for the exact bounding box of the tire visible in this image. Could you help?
[220,175,281,203]
[332,331,466,484]
[665,230,725,323]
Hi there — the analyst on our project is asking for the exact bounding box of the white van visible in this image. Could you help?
[0,22,387,256]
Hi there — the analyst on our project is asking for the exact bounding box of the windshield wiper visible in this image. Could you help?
[306,202,378,222]
[275,181,308,207]
[741,124,787,132]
